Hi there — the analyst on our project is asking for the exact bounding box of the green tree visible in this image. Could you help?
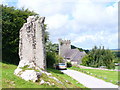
[82,46,115,69]
[46,41,62,68]
[2,5,50,65]
[81,55,89,66]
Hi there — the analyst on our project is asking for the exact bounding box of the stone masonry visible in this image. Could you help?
[18,16,46,69]
[58,38,86,65]
[14,16,46,82]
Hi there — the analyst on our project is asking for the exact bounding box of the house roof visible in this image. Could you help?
[62,49,86,61]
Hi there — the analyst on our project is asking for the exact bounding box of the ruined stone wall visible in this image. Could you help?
[18,16,46,69]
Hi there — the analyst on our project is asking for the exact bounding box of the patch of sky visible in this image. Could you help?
[106,2,116,7]
[2,0,18,7]
[68,15,74,20]
[8,2,17,7]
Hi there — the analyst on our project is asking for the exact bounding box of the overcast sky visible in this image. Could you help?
[1,0,119,49]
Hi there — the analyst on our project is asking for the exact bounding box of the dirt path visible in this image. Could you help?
[61,69,118,88]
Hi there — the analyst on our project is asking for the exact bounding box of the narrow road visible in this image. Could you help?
[61,69,118,88]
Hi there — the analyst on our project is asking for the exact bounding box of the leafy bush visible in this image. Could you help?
[67,62,72,67]
[81,55,89,66]
[46,41,63,68]
[46,51,63,68]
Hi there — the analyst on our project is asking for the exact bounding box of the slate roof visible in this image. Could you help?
[62,49,86,64]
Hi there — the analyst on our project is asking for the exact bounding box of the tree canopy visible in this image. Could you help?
[2,5,45,64]
[82,46,115,69]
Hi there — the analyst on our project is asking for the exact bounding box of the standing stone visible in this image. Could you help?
[18,16,46,69]
[14,16,46,82]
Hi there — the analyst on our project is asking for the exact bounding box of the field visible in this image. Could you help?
[1,62,88,89]
[69,66,119,85]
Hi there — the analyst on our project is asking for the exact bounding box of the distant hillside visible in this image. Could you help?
[51,44,89,54]
[110,49,120,51]
[71,45,89,53]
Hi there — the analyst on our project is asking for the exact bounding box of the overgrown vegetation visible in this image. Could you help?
[82,46,115,69]
[46,51,63,68]
[46,41,63,68]
[69,66,119,85]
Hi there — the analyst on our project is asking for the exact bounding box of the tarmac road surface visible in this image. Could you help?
[61,69,118,88]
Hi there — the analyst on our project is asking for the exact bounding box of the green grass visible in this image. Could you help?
[2,62,52,88]
[1,62,88,89]
[115,66,119,70]
[47,68,87,88]
[69,66,119,85]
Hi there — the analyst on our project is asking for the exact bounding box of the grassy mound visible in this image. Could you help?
[1,62,87,88]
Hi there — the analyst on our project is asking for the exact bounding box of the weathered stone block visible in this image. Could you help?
[19,16,46,69]
[14,16,46,82]
[20,70,42,82]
